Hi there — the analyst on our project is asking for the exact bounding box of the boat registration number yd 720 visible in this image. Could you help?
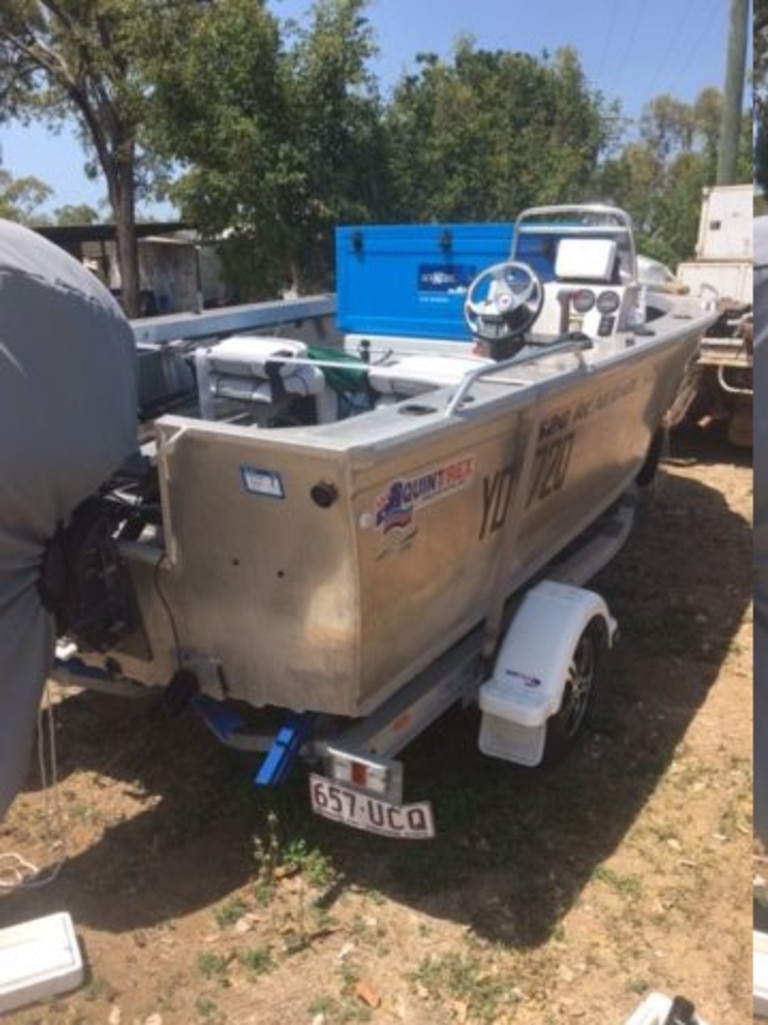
[309,774,435,839]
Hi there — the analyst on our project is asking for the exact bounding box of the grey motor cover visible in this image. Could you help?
[0,220,137,820]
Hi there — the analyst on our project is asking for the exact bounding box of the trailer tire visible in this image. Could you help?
[541,617,605,767]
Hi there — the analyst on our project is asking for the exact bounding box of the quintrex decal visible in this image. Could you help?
[374,457,476,535]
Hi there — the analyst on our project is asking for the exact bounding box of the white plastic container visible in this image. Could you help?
[0,912,83,1014]
[622,992,709,1025]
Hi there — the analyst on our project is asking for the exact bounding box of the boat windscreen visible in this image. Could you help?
[514,229,634,284]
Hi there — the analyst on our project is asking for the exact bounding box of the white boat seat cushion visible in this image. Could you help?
[205,335,311,379]
[555,238,617,283]
[367,354,492,397]
[196,335,328,419]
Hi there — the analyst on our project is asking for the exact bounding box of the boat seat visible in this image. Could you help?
[367,354,492,402]
[195,335,336,422]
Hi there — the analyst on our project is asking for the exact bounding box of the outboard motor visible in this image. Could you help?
[0,221,138,819]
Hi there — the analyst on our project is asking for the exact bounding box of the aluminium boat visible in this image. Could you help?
[54,205,715,723]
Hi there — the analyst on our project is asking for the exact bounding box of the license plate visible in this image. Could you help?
[309,774,435,839]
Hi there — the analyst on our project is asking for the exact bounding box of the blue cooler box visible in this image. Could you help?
[335,223,514,341]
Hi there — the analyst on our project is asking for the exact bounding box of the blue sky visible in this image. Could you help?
[0,0,752,217]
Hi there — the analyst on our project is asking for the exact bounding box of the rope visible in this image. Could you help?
[0,685,67,892]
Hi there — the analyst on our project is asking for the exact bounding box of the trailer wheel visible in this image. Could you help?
[542,618,604,766]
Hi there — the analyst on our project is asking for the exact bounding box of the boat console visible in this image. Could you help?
[464,206,644,355]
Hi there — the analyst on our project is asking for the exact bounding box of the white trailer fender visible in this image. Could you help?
[478,580,617,766]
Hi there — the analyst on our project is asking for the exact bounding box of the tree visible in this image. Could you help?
[593,89,752,267]
[142,0,291,298]
[280,0,388,288]
[756,0,768,190]
[0,165,52,222]
[148,0,386,297]
[382,41,617,223]
[758,0,768,83]
[53,203,99,225]
[0,2,185,315]
[638,94,695,158]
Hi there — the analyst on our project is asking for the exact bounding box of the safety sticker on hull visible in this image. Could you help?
[240,465,285,499]
[372,456,475,535]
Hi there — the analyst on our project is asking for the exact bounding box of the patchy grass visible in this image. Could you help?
[593,866,643,901]
[194,995,225,1023]
[213,896,247,928]
[307,993,373,1024]
[82,974,117,1002]
[281,836,336,887]
[410,948,519,1023]
[252,808,336,891]
[237,944,275,975]
[195,951,230,985]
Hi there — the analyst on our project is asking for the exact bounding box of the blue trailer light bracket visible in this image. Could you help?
[190,693,246,743]
[254,712,317,787]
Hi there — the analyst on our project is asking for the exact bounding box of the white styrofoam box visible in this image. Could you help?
[0,912,84,1014]
[622,992,709,1025]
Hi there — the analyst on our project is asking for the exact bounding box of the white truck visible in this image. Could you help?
[676,183,753,446]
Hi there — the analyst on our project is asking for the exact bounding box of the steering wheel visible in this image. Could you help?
[464,261,544,345]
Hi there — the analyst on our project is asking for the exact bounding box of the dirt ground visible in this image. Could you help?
[0,426,753,1025]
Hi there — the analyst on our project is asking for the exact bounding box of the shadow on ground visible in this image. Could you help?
[0,430,752,951]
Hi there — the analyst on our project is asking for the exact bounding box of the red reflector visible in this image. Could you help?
[351,762,367,787]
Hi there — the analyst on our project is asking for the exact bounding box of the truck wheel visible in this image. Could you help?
[542,618,604,767]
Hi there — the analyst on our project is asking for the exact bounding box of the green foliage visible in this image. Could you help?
[195,951,229,983]
[383,41,616,223]
[0,0,194,312]
[0,1,748,294]
[253,809,282,892]
[194,995,224,1024]
[757,0,768,96]
[53,203,100,226]
[252,808,335,891]
[593,866,643,900]
[147,0,386,297]
[237,944,275,975]
[592,91,751,267]
[281,836,336,887]
[213,896,247,929]
[0,166,52,223]
[410,950,515,1023]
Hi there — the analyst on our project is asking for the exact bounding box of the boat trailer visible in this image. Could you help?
[55,471,634,840]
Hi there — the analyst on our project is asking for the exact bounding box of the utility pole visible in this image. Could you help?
[716,0,748,184]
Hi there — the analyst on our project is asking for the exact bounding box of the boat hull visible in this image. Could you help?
[106,314,702,718]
